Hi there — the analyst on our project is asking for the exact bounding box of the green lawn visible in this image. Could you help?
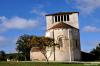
[0,62,100,66]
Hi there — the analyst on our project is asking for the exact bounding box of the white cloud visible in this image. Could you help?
[83,25,100,32]
[0,16,6,20]
[0,16,39,32]
[76,0,100,14]
[31,9,47,16]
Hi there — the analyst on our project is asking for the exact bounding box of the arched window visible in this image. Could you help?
[58,37,63,47]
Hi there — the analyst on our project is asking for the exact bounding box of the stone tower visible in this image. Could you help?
[45,12,81,62]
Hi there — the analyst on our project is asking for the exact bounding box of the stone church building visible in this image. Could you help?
[30,12,81,62]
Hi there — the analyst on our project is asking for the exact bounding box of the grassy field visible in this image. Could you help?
[0,62,100,66]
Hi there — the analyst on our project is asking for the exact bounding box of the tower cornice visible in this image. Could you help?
[45,12,79,16]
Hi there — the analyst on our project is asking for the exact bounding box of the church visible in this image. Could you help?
[30,12,81,62]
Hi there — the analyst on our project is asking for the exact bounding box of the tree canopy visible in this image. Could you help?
[16,34,33,60]
[0,51,6,61]
[90,43,100,60]
[16,34,55,61]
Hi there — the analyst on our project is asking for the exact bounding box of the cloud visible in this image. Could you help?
[83,25,100,32]
[0,16,39,32]
[0,16,6,20]
[75,0,100,14]
[31,9,47,16]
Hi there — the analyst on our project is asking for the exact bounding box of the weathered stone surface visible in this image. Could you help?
[30,12,81,62]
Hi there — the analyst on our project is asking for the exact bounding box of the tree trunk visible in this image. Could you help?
[53,45,55,61]
[41,51,49,63]
[25,53,27,61]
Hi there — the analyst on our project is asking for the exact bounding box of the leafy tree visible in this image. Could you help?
[6,53,25,61]
[16,53,25,61]
[31,36,55,62]
[0,51,6,61]
[16,34,57,62]
[16,34,32,61]
[90,43,100,60]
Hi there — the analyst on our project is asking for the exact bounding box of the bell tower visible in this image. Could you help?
[45,12,81,62]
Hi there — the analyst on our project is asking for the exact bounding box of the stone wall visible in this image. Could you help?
[30,51,46,61]
[46,28,81,61]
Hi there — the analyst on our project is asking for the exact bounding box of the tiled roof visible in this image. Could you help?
[30,47,41,52]
[48,22,78,30]
[46,12,79,16]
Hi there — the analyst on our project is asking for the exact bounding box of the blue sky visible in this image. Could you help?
[0,0,100,53]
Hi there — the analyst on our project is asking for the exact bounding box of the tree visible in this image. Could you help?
[6,53,25,61]
[90,43,100,60]
[16,34,32,61]
[16,34,57,62]
[31,36,55,62]
[0,51,6,61]
[16,53,25,61]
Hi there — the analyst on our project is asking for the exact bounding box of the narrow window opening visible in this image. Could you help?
[61,15,63,22]
[55,16,57,22]
[58,16,60,22]
[64,15,66,21]
[67,15,69,21]
[75,40,78,48]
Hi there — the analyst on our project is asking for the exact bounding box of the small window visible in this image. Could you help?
[58,16,60,22]
[55,16,57,22]
[67,15,69,21]
[64,15,66,21]
[61,15,63,21]
[75,40,78,48]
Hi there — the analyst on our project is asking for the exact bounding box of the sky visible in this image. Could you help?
[0,0,100,53]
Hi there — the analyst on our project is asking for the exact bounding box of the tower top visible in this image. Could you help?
[45,11,79,29]
[45,12,79,16]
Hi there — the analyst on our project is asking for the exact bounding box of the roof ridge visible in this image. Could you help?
[47,22,78,30]
[46,12,79,16]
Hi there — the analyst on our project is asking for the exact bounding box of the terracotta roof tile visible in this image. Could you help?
[30,47,40,52]
[48,22,78,30]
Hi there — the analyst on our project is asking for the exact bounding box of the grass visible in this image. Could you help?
[0,61,100,66]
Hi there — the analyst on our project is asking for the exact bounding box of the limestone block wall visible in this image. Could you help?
[46,16,53,30]
[45,29,53,38]
[45,12,81,62]
[46,28,71,61]
[46,28,81,61]
[46,40,71,61]
[30,51,46,61]
[70,39,81,61]
[54,39,71,61]
[69,28,81,61]
[67,13,79,29]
